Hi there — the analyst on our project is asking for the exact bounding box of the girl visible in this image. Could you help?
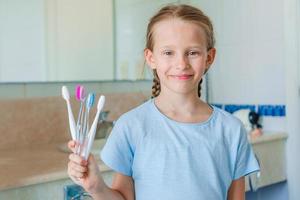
[68,4,259,200]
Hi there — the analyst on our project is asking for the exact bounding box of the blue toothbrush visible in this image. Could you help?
[77,93,95,156]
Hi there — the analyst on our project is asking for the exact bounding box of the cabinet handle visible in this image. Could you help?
[255,153,261,179]
[250,153,261,191]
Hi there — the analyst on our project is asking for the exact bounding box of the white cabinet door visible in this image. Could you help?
[249,135,287,190]
[0,170,114,200]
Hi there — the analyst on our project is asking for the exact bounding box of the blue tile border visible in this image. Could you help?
[211,104,286,117]
[258,105,285,116]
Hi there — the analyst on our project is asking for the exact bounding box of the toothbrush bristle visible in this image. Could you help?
[75,85,86,101]
[62,86,70,100]
[75,85,81,101]
[80,86,86,101]
[91,93,95,106]
[97,95,105,110]
[86,93,95,108]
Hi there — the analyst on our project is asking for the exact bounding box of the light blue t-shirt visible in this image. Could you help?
[100,98,260,200]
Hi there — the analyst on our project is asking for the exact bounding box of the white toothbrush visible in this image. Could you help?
[62,86,76,141]
[83,95,105,160]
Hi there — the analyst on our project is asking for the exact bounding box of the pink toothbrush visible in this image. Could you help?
[75,85,86,154]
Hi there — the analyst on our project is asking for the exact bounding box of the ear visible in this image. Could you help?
[205,48,216,69]
[144,48,156,70]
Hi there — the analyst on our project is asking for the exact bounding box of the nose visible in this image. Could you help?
[175,54,189,70]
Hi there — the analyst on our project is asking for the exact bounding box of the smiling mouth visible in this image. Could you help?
[171,74,194,80]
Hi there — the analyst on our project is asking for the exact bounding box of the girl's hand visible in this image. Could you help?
[67,140,104,195]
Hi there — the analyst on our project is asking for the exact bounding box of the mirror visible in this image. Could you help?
[0,0,182,83]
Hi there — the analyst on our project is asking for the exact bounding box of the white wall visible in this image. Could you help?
[284,0,300,199]
[188,0,286,105]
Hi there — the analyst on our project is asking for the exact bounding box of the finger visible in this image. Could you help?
[69,153,88,166]
[68,162,87,178]
[68,161,88,173]
[68,140,75,148]
[68,140,76,153]
[69,167,85,178]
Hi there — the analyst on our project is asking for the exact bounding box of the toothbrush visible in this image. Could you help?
[83,93,95,137]
[61,86,76,141]
[75,85,86,154]
[80,93,95,155]
[83,95,105,160]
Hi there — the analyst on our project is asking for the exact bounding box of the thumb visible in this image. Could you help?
[81,154,104,193]
[87,154,100,172]
[85,154,103,181]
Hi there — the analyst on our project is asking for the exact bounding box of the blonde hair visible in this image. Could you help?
[145,4,215,98]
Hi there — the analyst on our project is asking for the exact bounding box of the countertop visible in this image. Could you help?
[250,132,288,144]
[0,143,111,191]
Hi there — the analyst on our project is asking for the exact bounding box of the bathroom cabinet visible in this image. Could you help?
[247,133,287,191]
[0,171,114,200]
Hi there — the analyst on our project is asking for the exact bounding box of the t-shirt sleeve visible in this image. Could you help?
[100,117,134,176]
[233,125,260,180]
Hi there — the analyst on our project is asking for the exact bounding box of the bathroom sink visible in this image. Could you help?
[58,138,107,155]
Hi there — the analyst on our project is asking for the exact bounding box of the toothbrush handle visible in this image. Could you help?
[83,111,100,160]
[66,101,76,140]
[75,103,83,154]
[76,104,86,155]
[79,108,89,156]
[82,109,89,139]
[76,102,83,130]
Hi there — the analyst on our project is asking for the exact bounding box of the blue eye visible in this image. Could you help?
[188,51,199,56]
[163,51,173,56]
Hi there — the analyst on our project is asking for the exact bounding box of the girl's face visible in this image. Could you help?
[145,18,216,96]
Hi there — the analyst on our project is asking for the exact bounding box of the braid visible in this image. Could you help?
[198,78,203,98]
[151,69,161,98]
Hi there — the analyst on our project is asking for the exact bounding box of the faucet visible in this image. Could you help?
[95,111,114,139]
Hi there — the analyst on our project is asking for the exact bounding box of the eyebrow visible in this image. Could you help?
[160,45,205,49]
[160,45,174,49]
